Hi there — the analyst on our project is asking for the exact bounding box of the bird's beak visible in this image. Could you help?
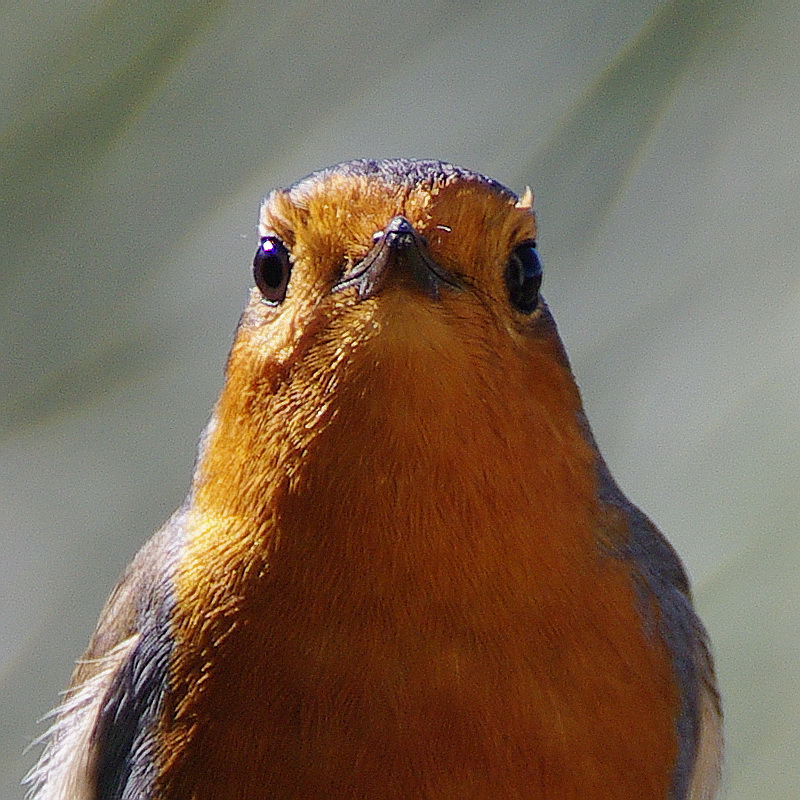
[333,216,461,301]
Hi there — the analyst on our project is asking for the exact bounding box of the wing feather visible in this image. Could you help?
[25,503,187,800]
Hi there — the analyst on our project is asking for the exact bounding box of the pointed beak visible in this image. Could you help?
[333,216,461,301]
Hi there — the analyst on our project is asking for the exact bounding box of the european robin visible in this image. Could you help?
[27,159,722,800]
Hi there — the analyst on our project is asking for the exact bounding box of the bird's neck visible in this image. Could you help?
[185,317,601,611]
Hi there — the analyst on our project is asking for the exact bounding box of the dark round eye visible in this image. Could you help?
[253,237,291,305]
[505,240,542,314]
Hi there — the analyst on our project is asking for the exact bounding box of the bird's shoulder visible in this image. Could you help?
[595,460,722,800]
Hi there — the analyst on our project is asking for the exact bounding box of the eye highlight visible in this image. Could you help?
[253,237,292,305]
[505,240,542,314]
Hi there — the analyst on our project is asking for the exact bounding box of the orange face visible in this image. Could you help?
[236,167,539,404]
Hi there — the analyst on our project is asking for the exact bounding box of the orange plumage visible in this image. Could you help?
[27,159,721,800]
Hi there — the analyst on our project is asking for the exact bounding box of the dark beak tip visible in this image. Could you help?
[385,216,415,236]
[334,214,458,300]
[383,216,419,251]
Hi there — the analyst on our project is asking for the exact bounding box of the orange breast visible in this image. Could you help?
[156,299,680,800]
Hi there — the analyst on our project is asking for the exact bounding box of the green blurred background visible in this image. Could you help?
[2,1,798,797]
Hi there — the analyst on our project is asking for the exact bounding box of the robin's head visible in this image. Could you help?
[231,159,566,380]
[257,159,537,313]
[197,160,584,516]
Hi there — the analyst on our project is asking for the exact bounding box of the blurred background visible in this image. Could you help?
[2,0,797,797]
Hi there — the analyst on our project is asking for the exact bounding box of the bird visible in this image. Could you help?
[26,158,722,800]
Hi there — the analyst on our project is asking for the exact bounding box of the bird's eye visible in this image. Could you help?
[253,237,292,305]
[505,240,542,314]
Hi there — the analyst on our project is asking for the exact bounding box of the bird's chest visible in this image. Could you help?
[158,506,680,800]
